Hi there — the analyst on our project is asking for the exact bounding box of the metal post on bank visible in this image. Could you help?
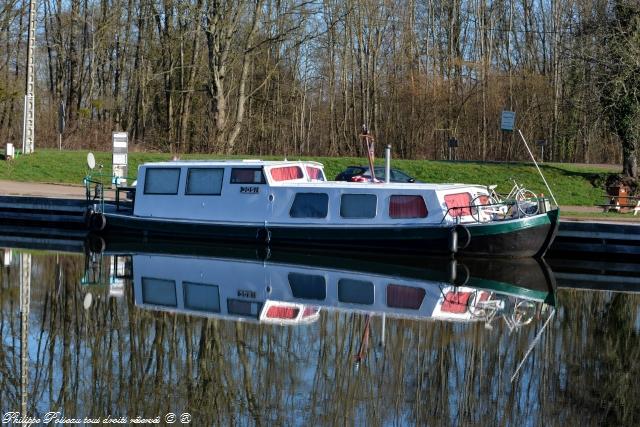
[22,0,37,154]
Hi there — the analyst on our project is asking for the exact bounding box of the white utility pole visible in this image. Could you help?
[22,0,37,154]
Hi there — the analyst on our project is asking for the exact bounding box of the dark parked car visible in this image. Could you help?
[334,166,418,183]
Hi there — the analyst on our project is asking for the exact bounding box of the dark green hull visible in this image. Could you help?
[100,209,559,258]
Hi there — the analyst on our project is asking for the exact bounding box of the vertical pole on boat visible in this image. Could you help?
[385,145,391,183]
[380,313,386,347]
[360,125,376,181]
[517,129,558,207]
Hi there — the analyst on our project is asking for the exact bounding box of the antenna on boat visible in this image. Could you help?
[517,130,558,207]
[359,124,376,182]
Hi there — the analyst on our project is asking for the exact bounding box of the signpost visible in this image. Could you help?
[112,132,128,186]
[536,139,547,163]
[58,102,65,150]
[447,137,459,161]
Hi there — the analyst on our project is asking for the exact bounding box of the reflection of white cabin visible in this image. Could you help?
[130,254,474,323]
[133,255,320,325]
[131,254,551,325]
[431,286,492,322]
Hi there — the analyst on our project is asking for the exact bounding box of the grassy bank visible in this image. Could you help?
[0,150,618,206]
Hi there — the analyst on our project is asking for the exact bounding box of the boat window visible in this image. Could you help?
[441,291,472,314]
[227,299,263,319]
[340,194,377,218]
[389,195,428,218]
[271,166,304,182]
[306,166,325,181]
[265,305,300,320]
[444,193,472,217]
[230,168,265,184]
[288,272,326,300]
[183,282,221,312]
[186,168,224,195]
[290,193,329,218]
[141,277,177,307]
[338,279,374,305]
[386,284,425,309]
[144,168,181,195]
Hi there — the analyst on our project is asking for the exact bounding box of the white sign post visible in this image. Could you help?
[112,132,128,187]
[501,111,516,132]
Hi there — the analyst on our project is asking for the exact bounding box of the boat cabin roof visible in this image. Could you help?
[140,159,324,168]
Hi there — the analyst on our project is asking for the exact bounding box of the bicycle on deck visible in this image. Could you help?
[472,178,539,222]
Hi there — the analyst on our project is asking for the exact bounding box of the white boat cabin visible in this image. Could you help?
[133,160,490,225]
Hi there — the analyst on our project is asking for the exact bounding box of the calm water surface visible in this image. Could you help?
[1,241,639,426]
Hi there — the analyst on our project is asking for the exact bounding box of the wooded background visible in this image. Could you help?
[0,0,638,169]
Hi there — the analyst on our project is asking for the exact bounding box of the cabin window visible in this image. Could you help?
[144,168,181,195]
[270,166,304,182]
[227,299,262,319]
[289,193,329,218]
[185,168,224,195]
[288,272,326,300]
[338,279,374,305]
[306,166,325,181]
[389,195,428,219]
[141,277,177,307]
[387,284,425,309]
[340,194,377,218]
[444,192,472,217]
[183,282,220,312]
[230,168,265,184]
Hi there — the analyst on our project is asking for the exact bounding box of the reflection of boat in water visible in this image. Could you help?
[94,239,556,326]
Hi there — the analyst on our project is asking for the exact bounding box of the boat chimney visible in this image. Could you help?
[385,145,391,183]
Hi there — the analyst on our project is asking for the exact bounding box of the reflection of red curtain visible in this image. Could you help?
[444,193,472,217]
[302,307,319,317]
[387,284,426,309]
[441,291,472,313]
[266,306,299,319]
[389,195,428,218]
[306,166,324,180]
[271,166,303,181]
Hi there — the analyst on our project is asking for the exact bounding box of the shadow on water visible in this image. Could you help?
[0,231,639,425]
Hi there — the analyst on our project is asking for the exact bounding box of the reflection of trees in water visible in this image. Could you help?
[0,255,639,425]
[558,290,640,426]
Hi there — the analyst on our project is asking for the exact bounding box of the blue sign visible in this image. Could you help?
[501,111,516,131]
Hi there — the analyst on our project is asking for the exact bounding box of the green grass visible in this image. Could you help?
[561,210,640,221]
[0,149,619,206]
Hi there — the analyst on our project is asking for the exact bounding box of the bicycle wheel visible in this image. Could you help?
[511,300,536,326]
[471,195,498,223]
[468,292,498,319]
[516,189,539,216]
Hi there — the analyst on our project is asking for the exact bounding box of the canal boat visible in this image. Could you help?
[85,159,559,258]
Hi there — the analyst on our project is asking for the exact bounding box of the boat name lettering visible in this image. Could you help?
[240,186,260,194]
[238,290,256,298]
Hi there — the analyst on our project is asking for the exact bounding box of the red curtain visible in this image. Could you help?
[306,166,324,180]
[387,284,426,309]
[441,291,472,313]
[444,193,472,217]
[389,195,428,218]
[266,306,299,319]
[271,166,304,181]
